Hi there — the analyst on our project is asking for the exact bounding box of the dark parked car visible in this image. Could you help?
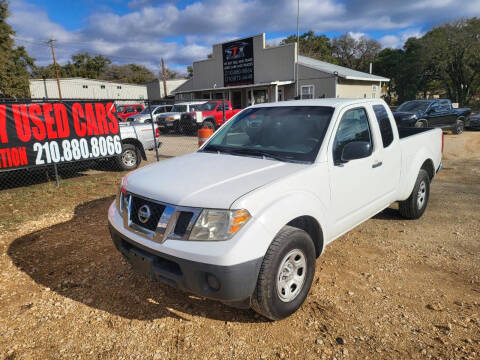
[392,99,471,134]
[468,112,480,130]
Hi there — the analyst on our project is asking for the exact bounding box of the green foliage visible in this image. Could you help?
[100,63,156,83]
[0,0,34,98]
[282,30,337,63]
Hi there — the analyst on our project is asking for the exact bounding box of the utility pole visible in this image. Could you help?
[295,0,300,98]
[47,39,62,100]
[161,58,168,99]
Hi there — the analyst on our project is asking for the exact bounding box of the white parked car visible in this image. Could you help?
[156,101,205,133]
[108,99,443,320]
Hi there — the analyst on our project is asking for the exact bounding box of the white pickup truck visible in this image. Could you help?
[108,99,443,320]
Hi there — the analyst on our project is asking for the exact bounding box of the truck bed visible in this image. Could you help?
[397,126,433,139]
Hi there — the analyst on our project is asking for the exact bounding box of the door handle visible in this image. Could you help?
[372,161,383,168]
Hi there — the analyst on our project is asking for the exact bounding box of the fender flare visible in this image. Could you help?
[398,150,434,200]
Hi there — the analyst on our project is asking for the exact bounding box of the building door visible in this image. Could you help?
[232,91,242,109]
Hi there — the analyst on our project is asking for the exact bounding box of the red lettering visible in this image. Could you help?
[12,104,31,142]
[94,103,107,135]
[29,104,46,141]
[85,103,99,136]
[106,102,119,134]
[0,105,8,143]
[19,147,28,165]
[72,103,86,137]
[42,103,57,139]
[11,147,19,167]
[53,103,70,138]
[0,149,7,167]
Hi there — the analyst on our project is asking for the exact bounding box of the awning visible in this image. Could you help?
[173,80,294,94]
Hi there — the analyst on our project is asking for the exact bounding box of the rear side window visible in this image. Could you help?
[373,105,394,148]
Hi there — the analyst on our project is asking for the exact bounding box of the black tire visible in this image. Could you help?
[454,119,464,135]
[203,120,215,130]
[398,169,430,219]
[251,226,316,321]
[115,144,140,171]
[173,121,181,134]
[159,128,169,134]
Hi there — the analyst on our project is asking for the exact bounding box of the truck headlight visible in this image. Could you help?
[189,209,251,241]
[116,176,128,214]
[167,117,175,121]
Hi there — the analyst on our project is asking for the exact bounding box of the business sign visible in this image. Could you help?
[223,37,254,86]
[0,101,122,171]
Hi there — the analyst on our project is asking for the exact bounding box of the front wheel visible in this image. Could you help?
[398,169,430,219]
[115,144,140,171]
[251,226,316,320]
[454,119,464,135]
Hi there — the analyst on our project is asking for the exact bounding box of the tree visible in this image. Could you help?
[186,65,193,79]
[332,34,381,72]
[100,63,156,84]
[163,68,179,80]
[281,30,336,63]
[0,0,35,98]
[421,18,480,105]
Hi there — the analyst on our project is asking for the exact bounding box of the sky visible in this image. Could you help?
[7,0,480,75]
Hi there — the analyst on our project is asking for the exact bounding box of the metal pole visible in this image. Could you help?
[48,39,61,186]
[295,0,300,98]
[148,100,160,162]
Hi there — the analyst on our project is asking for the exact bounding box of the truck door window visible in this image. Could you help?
[372,104,394,148]
[223,102,231,111]
[333,108,372,163]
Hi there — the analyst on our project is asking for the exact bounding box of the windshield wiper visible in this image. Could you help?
[228,148,299,163]
[201,145,233,154]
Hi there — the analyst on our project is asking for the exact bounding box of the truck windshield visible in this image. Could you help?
[171,105,187,112]
[397,101,430,113]
[202,106,334,163]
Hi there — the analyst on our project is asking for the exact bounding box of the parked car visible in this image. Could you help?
[108,98,443,320]
[114,120,161,170]
[179,100,241,134]
[156,101,205,133]
[126,105,173,124]
[116,104,145,121]
[392,99,471,134]
[467,112,480,130]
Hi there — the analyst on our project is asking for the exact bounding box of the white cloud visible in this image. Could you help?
[6,0,480,72]
[348,32,367,41]
[379,28,425,49]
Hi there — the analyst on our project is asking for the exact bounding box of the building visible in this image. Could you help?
[30,77,148,100]
[173,33,389,108]
[146,78,188,101]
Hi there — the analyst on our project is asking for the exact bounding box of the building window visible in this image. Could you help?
[83,85,88,89]
[101,85,106,89]
[117,86,122,89]
[301,85,314,99]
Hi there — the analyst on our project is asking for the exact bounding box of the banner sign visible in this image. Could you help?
[0,101,122,171]
[223,37,254,86]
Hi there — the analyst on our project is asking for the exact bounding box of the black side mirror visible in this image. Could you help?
[341,141,372,162]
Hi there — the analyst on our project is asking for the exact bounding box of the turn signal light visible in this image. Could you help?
[229,210,251,234]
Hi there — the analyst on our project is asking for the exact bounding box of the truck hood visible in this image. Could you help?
[125,152,305,209]
[129,114,151,121]
[392,111,418,122]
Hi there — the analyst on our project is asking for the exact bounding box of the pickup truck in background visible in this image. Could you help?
[126,105,172,124]
[108,99,443,320]
[393,99,471,134]
[114,121,160,170]
[156,101,205,134]
[179,100,241,134]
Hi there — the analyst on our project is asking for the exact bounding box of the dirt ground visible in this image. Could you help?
[0,132,479,360]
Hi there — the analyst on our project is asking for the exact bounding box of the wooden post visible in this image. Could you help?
[161,58,168,99]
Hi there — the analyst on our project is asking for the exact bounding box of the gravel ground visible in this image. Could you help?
[0,132,479,360]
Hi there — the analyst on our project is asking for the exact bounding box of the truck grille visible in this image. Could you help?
[130,196,165,231]
[124,193,201,243]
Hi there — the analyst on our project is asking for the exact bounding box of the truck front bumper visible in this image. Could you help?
[109,224,263,303]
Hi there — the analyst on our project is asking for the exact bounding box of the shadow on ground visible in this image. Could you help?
[7,196,263,323]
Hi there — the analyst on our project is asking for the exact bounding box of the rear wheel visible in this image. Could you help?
[115,144,140,171]
[454,119,464,135]
[398,169,430,219]
[173,121,181,134]
[251,226,316,320]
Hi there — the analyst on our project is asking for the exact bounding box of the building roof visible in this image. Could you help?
[298,56,390,82]
[250,98,388,108]
[30,77,147,88]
